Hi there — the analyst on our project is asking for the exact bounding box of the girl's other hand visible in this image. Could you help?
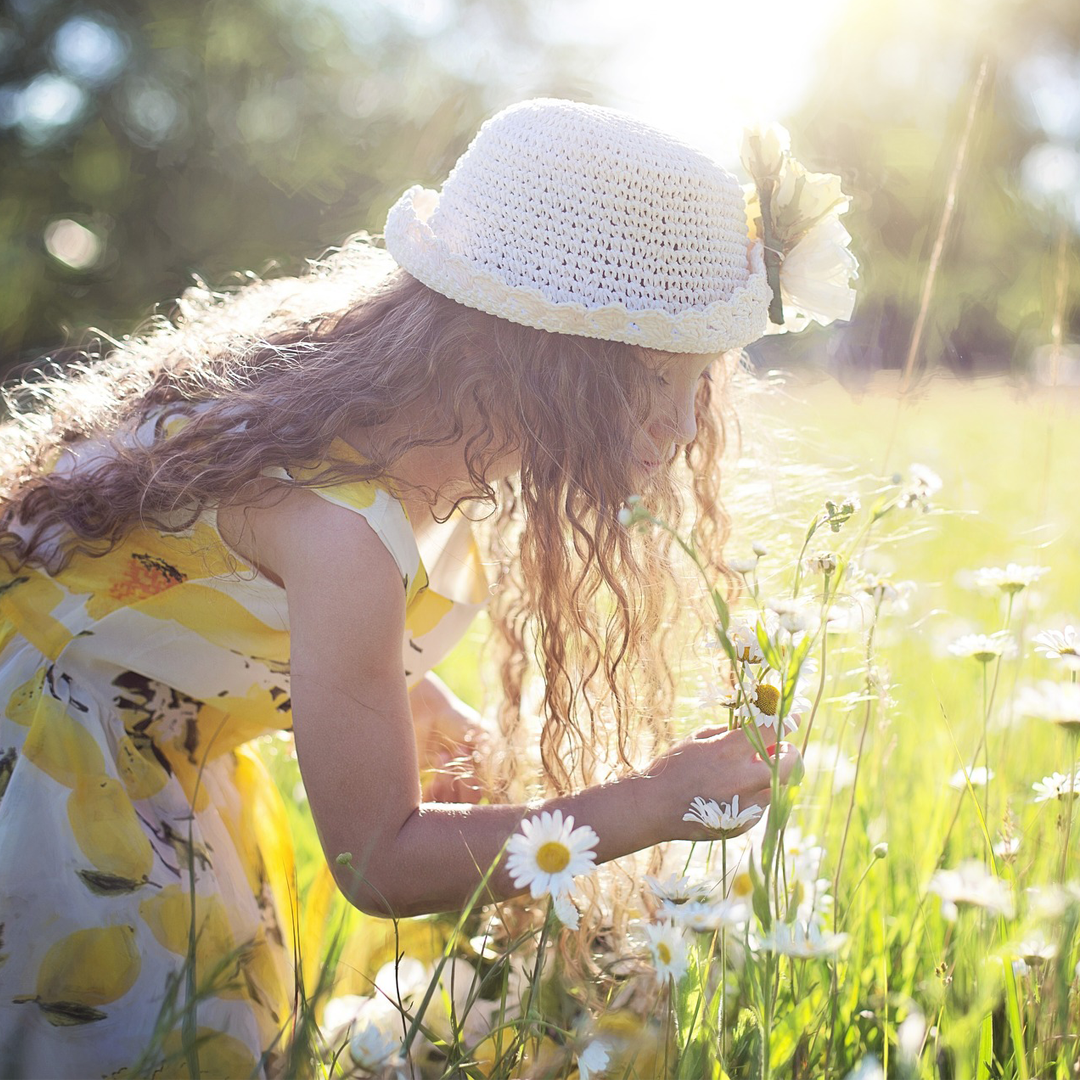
[410,672,487,804]
[643,725,802,842]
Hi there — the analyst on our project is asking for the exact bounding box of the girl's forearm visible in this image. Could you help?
[334,770,670,918]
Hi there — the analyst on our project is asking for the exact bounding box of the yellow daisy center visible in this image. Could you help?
[657,942,672,965]
[536,841,571,874]
[732,872,753,898]
[755,684,780,716]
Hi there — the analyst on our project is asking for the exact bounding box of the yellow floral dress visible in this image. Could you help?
[0,414,488,1079]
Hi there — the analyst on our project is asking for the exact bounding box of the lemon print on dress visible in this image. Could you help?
[68,775,154,885]
[5,667,45,726]
[22,694,105,787]
[14,924,140,1025]
[139,886,242,996]
[159,1026,259,1079]
[115,734,169,800]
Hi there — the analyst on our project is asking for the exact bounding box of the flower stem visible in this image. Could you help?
[1060,734,1079,884]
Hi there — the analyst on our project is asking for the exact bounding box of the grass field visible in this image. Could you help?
[267,374,1080,1080]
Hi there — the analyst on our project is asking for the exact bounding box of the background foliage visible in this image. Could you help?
[1,0,1079,382]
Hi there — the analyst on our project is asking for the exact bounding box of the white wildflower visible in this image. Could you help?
[740,122,790,178]
[948,632,1017,663]
[899,463,943,509]
[349,1021,400,1072]
[737,668,810,734]
[1033,625,1080,670]
[552,890,580,930]
[1032,771,1080,802]
[949,765,995,790]
[1015,681,1080,735]
[673,896,752,932]
[757,917,848,958]
[577,1039,610,1080]
[683,794,764,834]
[644,922,689,982]
[973,564,1047,595]
[929,861,1015,920]
[506,810,599,899]
[729,555,759,574]
[804,551,838,576]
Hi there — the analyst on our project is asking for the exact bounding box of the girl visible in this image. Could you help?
[0,99,801,1077]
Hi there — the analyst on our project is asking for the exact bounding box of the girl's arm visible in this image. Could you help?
[242,486,797,918]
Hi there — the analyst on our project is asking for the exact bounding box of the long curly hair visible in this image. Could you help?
[0,237,737,798]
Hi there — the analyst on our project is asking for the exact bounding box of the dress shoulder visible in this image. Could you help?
[261,438,424,601]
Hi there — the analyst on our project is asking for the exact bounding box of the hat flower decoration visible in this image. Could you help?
[740,123,859,334]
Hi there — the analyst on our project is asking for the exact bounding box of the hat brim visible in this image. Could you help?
[384,185,772,355]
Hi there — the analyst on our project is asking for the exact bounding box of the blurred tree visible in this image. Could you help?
[0,0,599,371]
[749,0,1080,386]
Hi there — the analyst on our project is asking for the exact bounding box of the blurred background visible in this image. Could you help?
[0,0,1077,389]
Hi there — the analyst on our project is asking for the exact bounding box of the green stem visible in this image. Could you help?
[1060,735,1079,884]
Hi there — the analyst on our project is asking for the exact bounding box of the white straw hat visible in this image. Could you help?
[383,99,771,354]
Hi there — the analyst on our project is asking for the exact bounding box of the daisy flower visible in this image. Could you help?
[949,765,995,790]
[728,555,759,575]
[683,794,764,834]
[1033,626,1080,670]
[948,632,1017,663]
[506,810,598,899]
[643,873,708,907]
[1015,681,1080,736]
[737,669,810,733]
[349,1022,400,1072]
[899,463,943,509]
[577,1039,610,1080]
[803,551,838,576]
[1032,771,1080,803]
[726,617,766,664]
[643,922,689,982]
[552,890,580,930]
[973,564,1047,595]
[672,896,752,932]
[929,861,1015,920]
[756,917,848,958]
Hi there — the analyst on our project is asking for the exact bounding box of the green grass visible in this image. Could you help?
[255,374,1080,1080]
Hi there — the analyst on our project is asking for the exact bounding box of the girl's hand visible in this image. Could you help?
[409,673,487,804]
[417,706,487,804]
[642,725,802,842]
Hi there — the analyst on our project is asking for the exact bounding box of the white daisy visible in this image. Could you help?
[644,922,689,982]
[1015,681,1080,735]
[928,861,1015,920]
[643,873,708,907]
[756,917,848,958]
[899,463,942,509]
[683,794,764,834]
[506,810,599,899]
[949,765,995,790]
[577,1039,610,1080]
[552,890,580,930]
[993,836,1020,861]
[948,632,1017,663]
[672,896,752,932]
[1032,771,1080,803]
[349,1021,400,1072]
[804,551,838,576]
[726,617,766,664]
[1033,626,1080,670]
[1013,931,1056,964]
[728,555,759,574]
[973,564,1047,595]
[737,669,809,734]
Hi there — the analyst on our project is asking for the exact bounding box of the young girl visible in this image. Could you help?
[0,99,801,1077]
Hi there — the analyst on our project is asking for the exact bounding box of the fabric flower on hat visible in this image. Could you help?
[741,123,858,334]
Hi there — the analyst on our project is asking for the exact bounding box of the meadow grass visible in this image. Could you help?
[255,373,1080,1080]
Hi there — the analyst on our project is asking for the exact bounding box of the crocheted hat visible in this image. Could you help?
[383,99,771,354]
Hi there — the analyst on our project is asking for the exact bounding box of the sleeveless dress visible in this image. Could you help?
[0,414,488,1079]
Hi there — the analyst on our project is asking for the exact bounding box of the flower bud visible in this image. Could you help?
[872,842,888,860]
[752,541,769,557]
[740,123,790,179]
[335,851,353,866]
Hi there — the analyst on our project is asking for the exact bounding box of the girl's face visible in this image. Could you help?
[634,352,717,480]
